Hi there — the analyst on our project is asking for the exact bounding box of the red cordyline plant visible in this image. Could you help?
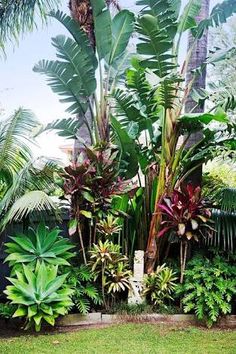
[63,142,134,264]
[158,184,212,283]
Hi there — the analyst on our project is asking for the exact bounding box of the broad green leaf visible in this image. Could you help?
[178,0,201,33]
[81,191,95,203]
[9,235,35,253]
[44,273,68,298]
[49,10,97,70]
[68,219,78,236]
[111,115,139,179]
[80,210,92,219]
[91,0,112,59]
[180,109,228,125]
[28,305,38,318]
[52,35,96,96]
[13,307,27,318]
[108,10,135,65]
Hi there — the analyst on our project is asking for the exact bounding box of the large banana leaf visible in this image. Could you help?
[177,0,201,33]
[108,10,135,65]
[39,117,83,139]
[33,60,88,115]
[49,10,97,70]
[91,0,112,59]
[111,116,139,179]
[52,35,96,96]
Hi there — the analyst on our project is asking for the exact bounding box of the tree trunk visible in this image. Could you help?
[184,0,210,187]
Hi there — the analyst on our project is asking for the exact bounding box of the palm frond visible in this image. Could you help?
[0,108,38,184]
[221,188,236,213]
[0,157,59,215]
[0,0,60,51]
[1,191,58,229]
[205,208,236,254]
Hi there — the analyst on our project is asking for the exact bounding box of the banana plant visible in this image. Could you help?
[34,2,135,147]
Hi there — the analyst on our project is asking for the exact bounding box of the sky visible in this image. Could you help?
[0,0,222,160]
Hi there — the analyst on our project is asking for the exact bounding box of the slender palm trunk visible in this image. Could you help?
[184,0,210,186]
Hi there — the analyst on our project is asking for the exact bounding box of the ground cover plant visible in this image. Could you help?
[177,254,236,327]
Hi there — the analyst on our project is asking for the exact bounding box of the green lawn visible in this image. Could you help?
[0,324,235,354]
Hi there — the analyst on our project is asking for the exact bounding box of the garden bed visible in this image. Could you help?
[57,313,236,329]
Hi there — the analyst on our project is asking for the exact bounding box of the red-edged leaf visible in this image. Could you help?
[158,226,171,237]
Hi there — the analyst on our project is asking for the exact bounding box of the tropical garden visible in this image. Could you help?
[0,0,236,351]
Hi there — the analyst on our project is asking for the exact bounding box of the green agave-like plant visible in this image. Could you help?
[5,223,74,271]
[4,263,74,332]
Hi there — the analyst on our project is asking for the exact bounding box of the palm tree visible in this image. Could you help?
[0,108,58,229]
[184,0,210,186]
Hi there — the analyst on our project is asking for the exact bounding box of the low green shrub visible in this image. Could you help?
[142,264,177,309]
[177,255,236,327]
[0,303,17,319]
[4,263,74,331]
[63,264,102,314]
